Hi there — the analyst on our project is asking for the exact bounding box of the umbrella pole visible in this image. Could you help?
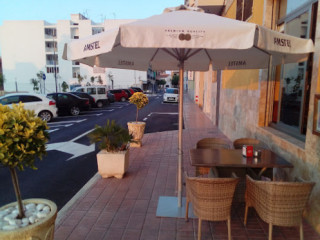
[178,62,184,207]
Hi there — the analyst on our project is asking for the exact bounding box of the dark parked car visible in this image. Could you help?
[108,89,128,102]
[131,87,144,93]
[69,92,95,108]
[47,92,90,116]
[107,91,115,103]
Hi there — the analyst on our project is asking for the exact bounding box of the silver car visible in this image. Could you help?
[163,88,179,103]
[0,93,58,122]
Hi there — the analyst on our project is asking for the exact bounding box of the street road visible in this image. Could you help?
[0,93,180,209]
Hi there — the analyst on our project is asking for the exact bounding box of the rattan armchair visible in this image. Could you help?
[244,175,315,240]
[195,138,230,176]
[185,174,239,240]
[233,138,268,149]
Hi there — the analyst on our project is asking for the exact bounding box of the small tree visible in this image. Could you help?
[61,81,69,92]
[90,76,96,84]
[0,73,5,90]
[171,75,179,87]
[0,103,49,219]
[77,74,84,85]
[30,78,40,92]
[129,92,149,122]
[108,73,114,89]
[97,75,103,85]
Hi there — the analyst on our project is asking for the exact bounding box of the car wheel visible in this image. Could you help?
[96,101,103,108]
[70,106,80,116]
[121,97,126,102]
[38,111,53,122]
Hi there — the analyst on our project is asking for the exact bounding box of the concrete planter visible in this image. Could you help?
[127,121,146,147]
[97,149,129,179]
[0,198,57,240]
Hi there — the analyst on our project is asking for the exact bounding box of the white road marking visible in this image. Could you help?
[47,129,59,133]
[49,124,73,128]
[82,109,114,113]
[47,141,95,161]
[48,119,87,125]
[149,112,178,115]
[47,128,97,161]
[143,118,148,121]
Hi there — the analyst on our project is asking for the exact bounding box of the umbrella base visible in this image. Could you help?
[156,196,196,218]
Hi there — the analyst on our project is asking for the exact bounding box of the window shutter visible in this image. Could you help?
[236,0,243,20]
[244,0,253,21]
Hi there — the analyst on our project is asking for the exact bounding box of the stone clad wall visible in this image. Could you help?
[197,0,320,234]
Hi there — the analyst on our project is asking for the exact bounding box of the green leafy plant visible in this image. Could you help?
[88,120,133,152]
[129,92,149,122]
[0,103,49,219]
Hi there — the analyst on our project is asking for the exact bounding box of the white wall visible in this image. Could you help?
[1,21,46,92]
[0,17,147,93]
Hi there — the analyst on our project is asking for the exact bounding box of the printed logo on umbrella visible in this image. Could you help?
[164,29,205,40]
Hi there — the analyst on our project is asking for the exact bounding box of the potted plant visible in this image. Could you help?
[88,120,133,179]
[127,92,149,147]
[0,103,57,240]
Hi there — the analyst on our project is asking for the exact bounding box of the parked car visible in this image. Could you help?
[131,87,144,93]
[123,89,132,98]
[128,88,136,95]
[163,88,179,103]
[47,92,90,116]
[0,93,57,122]
[108,89,129,102]
[72,86,109,108]
[107,91,115,103]
[69,92,95,108]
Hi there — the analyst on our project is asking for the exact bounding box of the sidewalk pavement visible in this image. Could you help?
[54,95,320,240]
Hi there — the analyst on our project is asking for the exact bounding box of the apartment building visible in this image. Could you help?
[0,14,147,93]
[187,0,320,233]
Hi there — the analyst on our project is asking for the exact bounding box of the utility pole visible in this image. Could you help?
[53,33,58,93]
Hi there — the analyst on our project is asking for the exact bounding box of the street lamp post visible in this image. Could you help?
[53,34,58,93]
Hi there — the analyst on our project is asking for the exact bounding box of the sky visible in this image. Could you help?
[0,0,183,25]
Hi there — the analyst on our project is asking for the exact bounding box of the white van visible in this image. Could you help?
[72,86,108,108]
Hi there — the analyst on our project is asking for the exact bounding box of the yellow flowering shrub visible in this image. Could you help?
[129,92,149,122]
[0,103,49,171]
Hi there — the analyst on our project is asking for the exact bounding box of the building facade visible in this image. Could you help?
[0,15,147,93]
[188,0,320,233]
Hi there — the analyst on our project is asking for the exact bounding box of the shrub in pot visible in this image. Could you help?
[88,120,133,179]
[128,92,149,147]
[0,103,57,240]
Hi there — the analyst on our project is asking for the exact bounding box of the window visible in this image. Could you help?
[46,54,58,65]
[236,0,253,21]
[45,41,57,52]
[97,88,105,94]
[271,2,317,139]
[72,67,80,78]
[20,96,42,103]
[92,27,104,35]
[75,88,84,92]
[87,88,96,94]
[0,96,19,105]
[47,67,59,74]
[44,28,57,38]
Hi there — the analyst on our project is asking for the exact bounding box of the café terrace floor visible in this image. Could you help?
[54,95,320,240]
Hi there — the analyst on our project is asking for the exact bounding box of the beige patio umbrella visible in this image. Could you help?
[63,5,314,217]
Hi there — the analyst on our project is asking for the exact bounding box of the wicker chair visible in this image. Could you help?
[185,174,239,240]
[233,138,268,150]
[244,175,315,240]
[195,138,230,176]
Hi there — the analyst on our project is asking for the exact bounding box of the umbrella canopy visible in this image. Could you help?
[63,6,314,71]
[63,5,314,214]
